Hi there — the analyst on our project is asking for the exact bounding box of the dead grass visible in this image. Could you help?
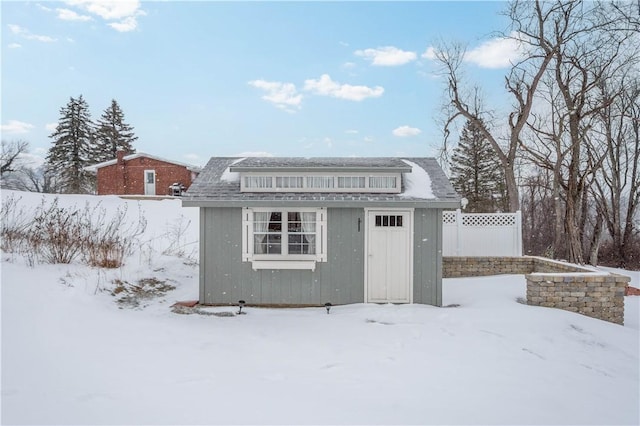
[112,277,176,309]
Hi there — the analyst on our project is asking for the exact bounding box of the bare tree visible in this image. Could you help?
[592,73,640,267]
[9,165,59,193]
[1,140,29,176]
[434,1,578,212]
[520,168,557,256]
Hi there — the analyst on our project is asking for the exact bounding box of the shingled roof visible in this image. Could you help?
[182,157,460,209]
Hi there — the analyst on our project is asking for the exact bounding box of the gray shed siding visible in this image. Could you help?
[199,207,365,305]
[412,209,442,306]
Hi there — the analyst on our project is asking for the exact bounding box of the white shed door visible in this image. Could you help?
[144,170,156,195]
[366,210,412,303]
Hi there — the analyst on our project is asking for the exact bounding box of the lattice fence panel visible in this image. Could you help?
[442,211,457,225]
[461,214,516,227]
[443,210,522,256]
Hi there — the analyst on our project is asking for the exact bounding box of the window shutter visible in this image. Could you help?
[242,208,252,261]
[317,208,327,262]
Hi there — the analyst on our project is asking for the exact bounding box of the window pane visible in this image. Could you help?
[268,212,282,232]
[288,212,301,231]
[307,176,334,189]
[369,176,396,189]
[246,176,273,188]
[338,176,365,188]
[288,233,316,254]
[252,210,318,257]
[254,211,282,254]
[276,176,303,188]
[396,215,403,227]
[288,212,317,254]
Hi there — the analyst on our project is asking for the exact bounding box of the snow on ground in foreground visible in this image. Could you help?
[1,191,639,425]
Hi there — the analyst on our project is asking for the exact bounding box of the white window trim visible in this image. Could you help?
[240,172,401,193]
[242,207,327,270]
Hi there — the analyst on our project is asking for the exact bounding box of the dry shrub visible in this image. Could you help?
[112,277,176,308]
[1,194,31,253]
[83,204,146,268]
[1,196,147,268]
[597,235,640,270]
[161,215,197,263]
[30,198,85,264]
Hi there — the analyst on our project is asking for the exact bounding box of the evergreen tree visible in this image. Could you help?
[450,119,507,212]
[94,99,137,162]
[46,95,97,193]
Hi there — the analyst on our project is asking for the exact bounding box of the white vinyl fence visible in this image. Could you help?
[443,210,522,256]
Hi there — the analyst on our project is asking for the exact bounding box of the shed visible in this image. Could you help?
[85,151,201,196]
[182,157,460,307]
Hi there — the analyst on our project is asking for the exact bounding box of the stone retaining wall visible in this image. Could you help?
[442,256,630,325]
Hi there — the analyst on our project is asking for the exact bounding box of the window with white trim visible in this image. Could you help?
[306,176,335,189]
[276,176,304,189]
[369,176,397,189]
[242,208,327,270]
[337,176,366,188]
[245,176,272,189]
[239,173,401,193]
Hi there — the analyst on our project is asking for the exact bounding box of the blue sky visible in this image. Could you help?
[1,1,521,167]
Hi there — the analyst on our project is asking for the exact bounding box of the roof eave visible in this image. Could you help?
[182,198,460,209]
[229,166,412,174]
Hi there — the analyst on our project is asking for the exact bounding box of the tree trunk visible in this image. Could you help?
[588,211,603,266]
[553,172,565,259]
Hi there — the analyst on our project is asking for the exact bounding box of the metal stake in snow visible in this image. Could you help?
[237,300,246,315]
[325,302,332,314]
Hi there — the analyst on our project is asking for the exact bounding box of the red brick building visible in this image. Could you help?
[86,151,201,196]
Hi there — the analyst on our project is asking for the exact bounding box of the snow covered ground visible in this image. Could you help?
[1,190,639,425]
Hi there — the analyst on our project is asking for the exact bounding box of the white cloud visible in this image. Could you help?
[304,74,384,101]
[363,136,373,143]
[248,79,303,112]
[65,0,142,20]
[392,125,422,137]
[323,137,333,148]
[339,41,349,47]
[8,43,21,49]
[8,24,56,42]
[342,62,356,69]
[345,129,359,134]
[56,8,92,21]
[108,16,139,32]
[354,46,417,66]
[421,46,437,60]
[17,152,46,168]
[45,122,59,132]
[62,0,145,32]
[1,120,35,134]
[464,32,527,69]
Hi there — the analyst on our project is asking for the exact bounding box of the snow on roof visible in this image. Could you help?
[220,157,245,182]
[84,152,202,173]
[400,159,435,199]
